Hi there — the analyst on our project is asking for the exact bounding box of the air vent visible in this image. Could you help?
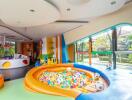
[56,20,89,23]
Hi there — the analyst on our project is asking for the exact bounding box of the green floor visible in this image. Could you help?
[0,79,73,100]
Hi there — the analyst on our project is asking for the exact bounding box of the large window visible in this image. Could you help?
[92,30,112,66]
[74,24,132,70]
[117,25,132,51]
[116,25,132,66]
[75,38,89,63]
[75,30,113,65]
[0,39,16,59]
[92,29,112,51]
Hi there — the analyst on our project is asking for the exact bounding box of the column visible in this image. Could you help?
[88,37,92,65]
[112,29,117,69]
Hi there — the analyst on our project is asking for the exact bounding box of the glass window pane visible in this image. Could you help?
[117,25,132,51]
[116,24,132,69]
[92,29,112,51]
[116,53,132,68]
[92,29,113,68]
[75,38,89,64]
[0,40,16,59]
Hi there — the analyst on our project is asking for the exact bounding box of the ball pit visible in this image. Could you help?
[24,64,109,98]
[39,68,93,92]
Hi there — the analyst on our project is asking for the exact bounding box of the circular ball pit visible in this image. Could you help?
[24,64,110,99]
[39,67,93,92]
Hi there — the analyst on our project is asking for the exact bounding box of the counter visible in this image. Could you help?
[0,54,30,80]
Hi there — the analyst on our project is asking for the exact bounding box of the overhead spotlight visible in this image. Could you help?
[66,8,71,11]
[111,1,116,5]
[29,9,35,12]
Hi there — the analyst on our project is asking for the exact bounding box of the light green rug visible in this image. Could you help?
[0,79,74,100]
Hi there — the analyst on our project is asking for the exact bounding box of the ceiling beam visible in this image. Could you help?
[56,20,89,23]
[0,25,33,40]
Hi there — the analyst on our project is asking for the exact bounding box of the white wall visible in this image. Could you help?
[16,41,21,53]
[64,3,132,45]
[42,37,47,54]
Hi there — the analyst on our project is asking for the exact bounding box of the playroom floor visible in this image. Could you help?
[0,68,132,100]
[0,79,73,100]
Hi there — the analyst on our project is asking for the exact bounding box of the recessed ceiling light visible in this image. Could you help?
[66,8,71,11]
[111,1,116,5]
[30,9,35,12]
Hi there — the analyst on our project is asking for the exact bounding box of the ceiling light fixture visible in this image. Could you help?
[111,1,116,5]
[30,9,35,12]
[66,8,71,11]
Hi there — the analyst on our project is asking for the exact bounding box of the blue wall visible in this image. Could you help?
[62,34,69,63]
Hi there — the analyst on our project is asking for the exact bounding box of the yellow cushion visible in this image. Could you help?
[2,61,11,69]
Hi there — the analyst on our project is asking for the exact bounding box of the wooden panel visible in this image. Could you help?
[46,37,54,54]
[21,42,34,61]
[56,36,58,63]
[88,38,92,65]
[67,44,75,62]
[59,35,62,63]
